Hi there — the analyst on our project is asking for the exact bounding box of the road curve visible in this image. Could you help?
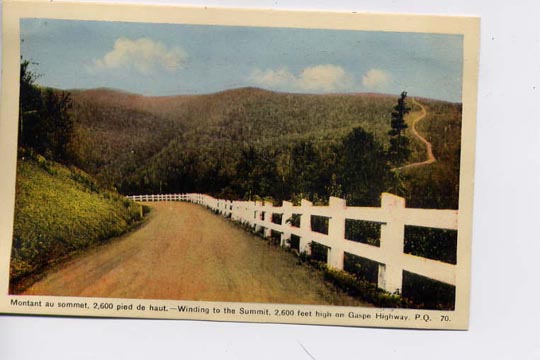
[22,202,367,306]
[394,98,436,171]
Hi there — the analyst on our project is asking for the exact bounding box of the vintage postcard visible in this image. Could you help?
[0,0,479,329]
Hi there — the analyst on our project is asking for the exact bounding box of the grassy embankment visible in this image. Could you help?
[10,151,146,292]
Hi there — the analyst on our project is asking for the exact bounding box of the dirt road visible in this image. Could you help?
[395,98,436,171]
[23,202,366,306]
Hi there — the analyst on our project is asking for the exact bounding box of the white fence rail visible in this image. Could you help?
[126,192,458,294]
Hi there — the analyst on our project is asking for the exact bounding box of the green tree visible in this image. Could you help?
[289,141,323,199]
[235,146,258,200]
[19,59,42,149]
[234,146,279,200]
[337,127,390,206]
[388,91,411,166]
[40,88,73,162]
[19,59,74,162]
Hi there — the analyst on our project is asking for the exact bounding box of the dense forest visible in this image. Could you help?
[65,87,462,209]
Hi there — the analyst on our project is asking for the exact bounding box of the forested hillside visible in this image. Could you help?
[67,87,462,209]
[401,99,462,208]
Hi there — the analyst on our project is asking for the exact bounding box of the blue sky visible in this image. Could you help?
[21,19,463,102]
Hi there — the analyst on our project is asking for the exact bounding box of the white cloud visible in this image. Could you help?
[362,69,391,90]
[249,64,349,92]
[93,37,187,74]
[297,65,348,91]
[249,68,297,88]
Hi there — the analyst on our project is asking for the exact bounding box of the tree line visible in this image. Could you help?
[19,60,73,163]
[119,92,413,207]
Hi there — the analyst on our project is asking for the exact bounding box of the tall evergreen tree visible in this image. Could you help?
[388,91,411,166]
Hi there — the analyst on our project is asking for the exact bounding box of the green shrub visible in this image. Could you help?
[321,266,407,308]
[297,246,416,308]
[309,241,329,263]
[343,252,380,284]
[402,271,455,310]
[289,234,300,251]
[345,219,382,246]
[310,216,329,234]
[404,225,457,264]
[269,230,282,246]
[286,214,301,228]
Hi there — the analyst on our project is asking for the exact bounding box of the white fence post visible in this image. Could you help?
[263,200,273,238]
[327,197,346,270]
[253,201,263,233]
[299,199,312,254]
[281,201,293,247]
[230,201,236,222]
[378,193,406,294]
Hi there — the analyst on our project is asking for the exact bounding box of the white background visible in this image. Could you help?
[1,0,540,359]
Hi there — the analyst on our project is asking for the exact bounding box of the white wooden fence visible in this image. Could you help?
[126,193,458,294]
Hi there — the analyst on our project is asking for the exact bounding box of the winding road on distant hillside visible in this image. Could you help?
[22,202,366,306]
[394,98,436,171]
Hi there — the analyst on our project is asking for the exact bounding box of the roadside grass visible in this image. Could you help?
[10,152,146,289]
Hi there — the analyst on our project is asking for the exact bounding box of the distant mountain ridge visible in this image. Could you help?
[66,87,462,208]
[68,86,396,178]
